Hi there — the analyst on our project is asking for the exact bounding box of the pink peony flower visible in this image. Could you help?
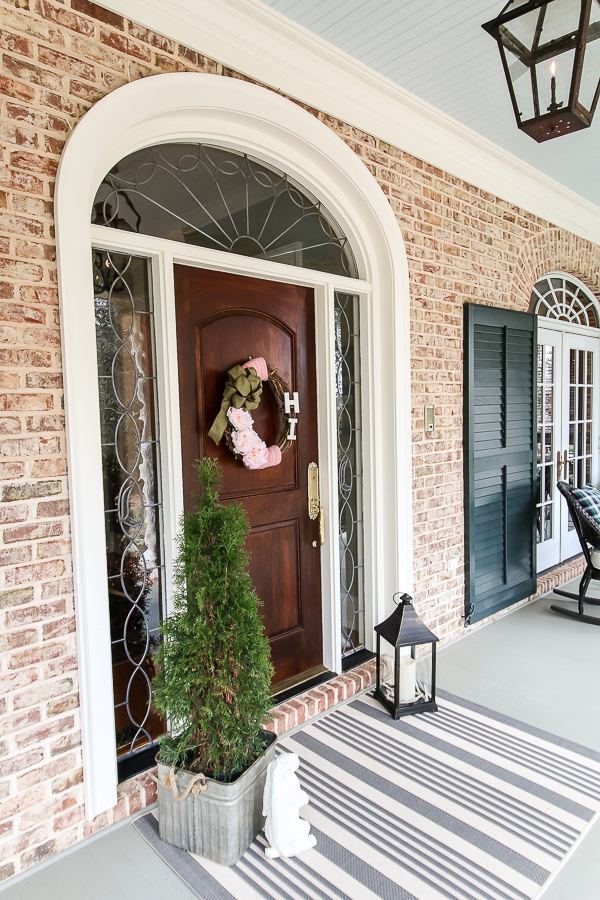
[243,443,270,469]
[231,428,261,455]
[227,406,254,430]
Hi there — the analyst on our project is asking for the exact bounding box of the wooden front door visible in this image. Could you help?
[174,265,323,687]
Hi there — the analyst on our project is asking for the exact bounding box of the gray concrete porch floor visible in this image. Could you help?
[2,578,599,900]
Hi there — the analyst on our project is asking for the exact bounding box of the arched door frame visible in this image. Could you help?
[55,73,412,817]
[534,272,600,571]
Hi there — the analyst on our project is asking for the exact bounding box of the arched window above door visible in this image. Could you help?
[530,272,600,328]
[92,143,358,279]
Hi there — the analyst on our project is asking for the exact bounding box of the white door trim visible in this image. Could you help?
[56,73,412,818]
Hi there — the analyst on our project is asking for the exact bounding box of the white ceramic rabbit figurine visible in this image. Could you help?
[262,752,317,859]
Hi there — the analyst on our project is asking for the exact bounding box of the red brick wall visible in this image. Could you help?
[1,0,600,882]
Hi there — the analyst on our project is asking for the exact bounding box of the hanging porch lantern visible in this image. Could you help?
[374,593,439,720]
[482,0,600,142]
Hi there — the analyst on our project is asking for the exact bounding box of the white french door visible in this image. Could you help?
[537,323,600,571]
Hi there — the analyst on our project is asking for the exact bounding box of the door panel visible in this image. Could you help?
[536,325,599,570]
[536,328,561,571]
[247,521,300,636]
[174,266,323,687]
[195,312,296,497]
[561,332,598,559]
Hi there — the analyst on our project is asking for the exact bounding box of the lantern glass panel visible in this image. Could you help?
[535,49,576,112]
[542,0,584,43]
[377,640,395,706]
[501,6,543,54]
[415,650,435,704]
[503,43,535,120]
[580,10,600,110]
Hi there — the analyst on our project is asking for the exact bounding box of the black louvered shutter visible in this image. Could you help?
[464,304,537,625]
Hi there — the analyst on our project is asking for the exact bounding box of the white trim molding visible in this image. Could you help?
[94,0,600,245]
[56,73,412,818]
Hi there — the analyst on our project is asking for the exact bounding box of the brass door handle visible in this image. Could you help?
[308,462,319,519]
[308,462,325,545]
[557,450,562,479]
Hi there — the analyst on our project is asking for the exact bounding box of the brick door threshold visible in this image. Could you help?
[267,659,377,736]
[533,554,585,600]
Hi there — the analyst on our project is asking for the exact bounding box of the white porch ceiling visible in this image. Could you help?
[259,0,600,208]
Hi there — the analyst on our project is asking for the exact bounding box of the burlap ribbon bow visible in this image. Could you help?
[208,364,263,445]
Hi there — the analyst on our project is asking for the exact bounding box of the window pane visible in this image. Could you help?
[544,505,552,541]
[544,344,553,382]
[544,464,552,502]
[543,388,553,423]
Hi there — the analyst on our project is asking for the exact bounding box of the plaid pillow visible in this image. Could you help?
[572,484,600,527]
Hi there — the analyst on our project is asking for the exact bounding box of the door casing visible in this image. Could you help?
[56,73,412,818]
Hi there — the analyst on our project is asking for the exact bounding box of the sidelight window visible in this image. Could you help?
[93,250,166,780]
[335,293,365,659]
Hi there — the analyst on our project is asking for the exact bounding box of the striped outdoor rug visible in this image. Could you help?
[134,690,600,900]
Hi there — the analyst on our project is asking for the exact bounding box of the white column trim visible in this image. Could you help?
[56,73,411,817]
[94,0,600,244]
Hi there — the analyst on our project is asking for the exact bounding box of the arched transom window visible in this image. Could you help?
[92,143,358,279]
[530,273,600,328]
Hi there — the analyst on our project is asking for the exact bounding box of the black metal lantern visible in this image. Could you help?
[482,0,600,141]
[374,592,439,720]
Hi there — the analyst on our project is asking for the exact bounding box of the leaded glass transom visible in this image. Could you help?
[335,293,365,658]
[92,143,358,279]
[93,249,166,778]
[530,274,600,328]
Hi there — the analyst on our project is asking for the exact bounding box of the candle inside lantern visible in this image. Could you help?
[399,656,416,702]
[546,59,563,113]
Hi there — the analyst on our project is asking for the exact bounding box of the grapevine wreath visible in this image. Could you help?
[208,357,297,470]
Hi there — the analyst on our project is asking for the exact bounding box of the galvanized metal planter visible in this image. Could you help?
[157,731,277,866]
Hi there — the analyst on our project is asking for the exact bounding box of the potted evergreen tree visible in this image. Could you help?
[152,458,275,866]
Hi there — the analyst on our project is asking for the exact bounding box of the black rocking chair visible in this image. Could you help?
[551,481,600,625]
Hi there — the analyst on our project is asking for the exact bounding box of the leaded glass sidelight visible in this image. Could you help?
[335,293,365,659]
[93,249,166,779]
[92,143,358,279]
